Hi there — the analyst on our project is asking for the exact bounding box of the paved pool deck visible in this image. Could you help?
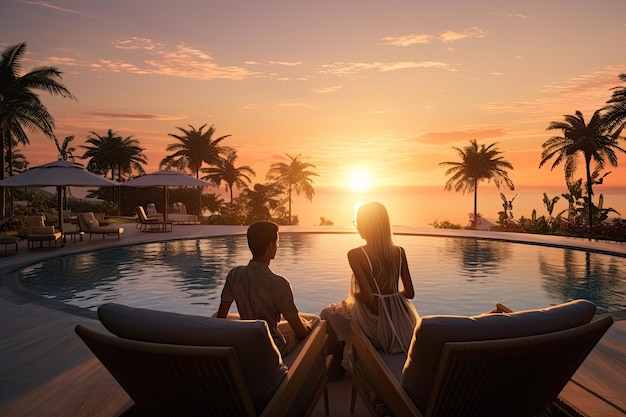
[0,224,624,416]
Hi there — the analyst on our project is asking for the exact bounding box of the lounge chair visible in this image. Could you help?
[169,202,199,224]
[77,212,124,240]
[22,215,62,249]
[136,206,173,232]
[75,303,330,417]
[93,212,110,226]
[146,203,164,220]
[349,299,613,417]
[0,233,20,255]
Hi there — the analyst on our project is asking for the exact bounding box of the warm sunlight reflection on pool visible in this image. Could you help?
[17,233,625,316]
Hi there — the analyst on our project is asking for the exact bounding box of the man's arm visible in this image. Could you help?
[216,300,232,318]
[287,314,311,340]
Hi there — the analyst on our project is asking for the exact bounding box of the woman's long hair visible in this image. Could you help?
[356,202,399,290]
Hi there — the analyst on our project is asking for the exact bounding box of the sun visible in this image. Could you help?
[347,168,373,192]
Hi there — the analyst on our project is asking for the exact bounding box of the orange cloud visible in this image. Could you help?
[88,112,187,121]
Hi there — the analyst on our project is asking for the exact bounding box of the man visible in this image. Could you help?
[217,221,317,355]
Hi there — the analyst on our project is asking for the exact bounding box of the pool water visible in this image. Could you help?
[17,233,626,316]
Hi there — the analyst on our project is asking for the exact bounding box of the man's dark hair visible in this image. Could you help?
[247,221,279,257]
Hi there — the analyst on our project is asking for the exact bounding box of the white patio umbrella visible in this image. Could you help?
[0,160,120,232]
[123,170,212,221]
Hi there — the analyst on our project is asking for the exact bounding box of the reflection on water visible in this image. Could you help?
[441,238,512,282]
[539,249,625,314]
[17,233,625,317]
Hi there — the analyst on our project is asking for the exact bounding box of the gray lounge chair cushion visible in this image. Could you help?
[31,226,56,234]
[401,299,597,409]
[98,303,287,411]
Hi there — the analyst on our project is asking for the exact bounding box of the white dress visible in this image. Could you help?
[321,246,419,355]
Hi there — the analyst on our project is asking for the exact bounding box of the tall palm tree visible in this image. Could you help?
[266,153,318,225]
[440,140,514,228]
[80,129,147,181]
[539,110,625,230]
[202,151,255,208]
[604,73,626,133]
[0,42,75,216]
[160,124,232,178]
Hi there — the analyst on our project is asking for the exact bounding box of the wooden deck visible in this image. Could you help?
[0,224,624,416]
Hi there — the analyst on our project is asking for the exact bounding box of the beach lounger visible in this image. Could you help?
[349,299,613,417]
[0,233,20,255]
[136,206,173,232]
[146,203,164,221]
[77,212,124,240]
[169,202,199,224]
[75,303,330,417]
[22,215,62,249]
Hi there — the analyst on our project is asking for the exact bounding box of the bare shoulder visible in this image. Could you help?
[347,247,364,262]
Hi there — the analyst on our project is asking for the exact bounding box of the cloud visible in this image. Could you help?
[440,27,487,43]
[474,65,626,117]
[277,102,315,109]
[505,12,527,18]
[418,128,508,145]
[313,86,342,93]
[19,1,88,16]
[269,61,302,67]
[88,111,187,121]
[382,27,486,46]
[48,37,257,80]
[381,33,435,46]
[318,60,455,76]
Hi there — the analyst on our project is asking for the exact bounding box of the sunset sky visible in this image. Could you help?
[1,0,625,226]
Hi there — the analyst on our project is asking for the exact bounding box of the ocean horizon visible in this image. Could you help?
[292,185,626,228]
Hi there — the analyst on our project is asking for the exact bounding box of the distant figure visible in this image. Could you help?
[217,221,318,356]
[320,202,419,374]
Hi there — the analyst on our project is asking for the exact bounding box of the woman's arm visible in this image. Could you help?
[399,247,415,299]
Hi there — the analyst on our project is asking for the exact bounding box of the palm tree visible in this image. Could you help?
[266,153,318,225]
[80,129,147,181]
[440,140,515,228]
[241,182,285,224]
[160,124,232,178]
[54,134,77,208]
[54,135,76,162]
[604,73,626,133]
[0,42,75,217]
[539,110,625,231]
[3,146,28,177]
[202,151,255,208]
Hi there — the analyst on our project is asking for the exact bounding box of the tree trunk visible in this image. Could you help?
[288,184,292,225]
[585,158,594,240]
[0,128,5,219]
[473,180,478,229]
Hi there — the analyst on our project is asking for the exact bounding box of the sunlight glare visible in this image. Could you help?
[347,168,373,192]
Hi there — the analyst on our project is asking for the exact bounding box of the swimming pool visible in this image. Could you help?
[16,233,626,316]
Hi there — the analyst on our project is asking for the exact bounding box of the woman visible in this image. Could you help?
[321,202,419,373]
